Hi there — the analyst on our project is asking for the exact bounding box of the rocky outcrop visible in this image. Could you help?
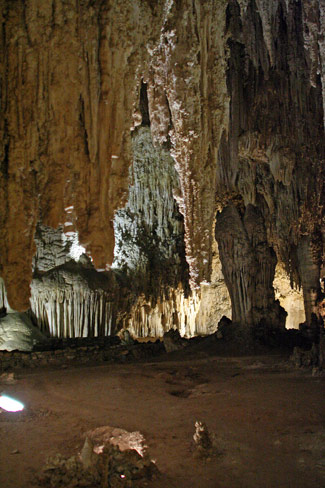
[0,0,156,309]
[28,224,118,338]
[0,1,324,338]
[113,126,231,338]
[0,0,229,310]
[33,224,88,273]
[146,0,229,291]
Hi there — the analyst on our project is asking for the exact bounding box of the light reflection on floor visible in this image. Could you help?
[0,394,24,412]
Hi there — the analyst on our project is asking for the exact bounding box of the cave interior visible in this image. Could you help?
[0,1,324,487]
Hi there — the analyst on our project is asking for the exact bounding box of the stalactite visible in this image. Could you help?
[0,1,323,340]
[30,282,115,339]
[30,262,117,337]
[113,125,188,296]
[120,280,231,339]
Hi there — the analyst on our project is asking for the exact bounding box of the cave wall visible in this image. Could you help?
[0,0,324,337]
[217,0,324,327]
[0,0,229,311]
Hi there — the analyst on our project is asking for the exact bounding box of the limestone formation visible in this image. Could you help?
[273,264,305,329]
[30,263,117,338]
[0,310,48,351]
[0,1,324,339]
[113,126,187,294]
[215,204,286,328]
[38,426,158,488]
[193,421,212,451]
[217,0,324,328]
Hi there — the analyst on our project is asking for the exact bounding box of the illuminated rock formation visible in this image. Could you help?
[0,0,324,338]
[273,264,305,329]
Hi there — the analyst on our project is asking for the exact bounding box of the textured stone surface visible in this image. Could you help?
[146,0,229,290]
[0,0,229,310]
[218,0,325,325]
[0,310,47,351]
[216,204,286,328]
[0,0,159,309]
[0,0,324,337]
[113,126,187,293]
[33,224,88,273]
[30,262,117,338]
[113,126,231,338]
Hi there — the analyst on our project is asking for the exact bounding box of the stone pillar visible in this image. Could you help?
[215,204,286,329]
[297,236,321,327]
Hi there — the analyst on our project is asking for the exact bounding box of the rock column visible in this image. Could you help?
[215,204,286,328]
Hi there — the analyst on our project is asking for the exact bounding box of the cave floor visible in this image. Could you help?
[0,348,324,488]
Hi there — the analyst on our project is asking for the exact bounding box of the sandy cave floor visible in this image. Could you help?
[0,347,324,488]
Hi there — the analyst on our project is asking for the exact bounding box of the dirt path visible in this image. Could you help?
[0,352,324,487]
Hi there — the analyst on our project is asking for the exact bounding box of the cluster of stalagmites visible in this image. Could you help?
[0,0,324,341]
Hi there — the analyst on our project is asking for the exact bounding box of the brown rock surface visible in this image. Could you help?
[0,1,324,334]
[0,0,161,309]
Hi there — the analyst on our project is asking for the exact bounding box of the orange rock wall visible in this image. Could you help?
[0,0,228,310]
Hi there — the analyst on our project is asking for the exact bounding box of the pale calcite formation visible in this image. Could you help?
[0,311,47,351]
[33,224,87,273]
[0,277,12,312]
[273,264,305,330]
[0,280,48,351]
[30,264,116,338]
[194,238,232,335]
[113,126,186,288]
[124,280,231,339]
